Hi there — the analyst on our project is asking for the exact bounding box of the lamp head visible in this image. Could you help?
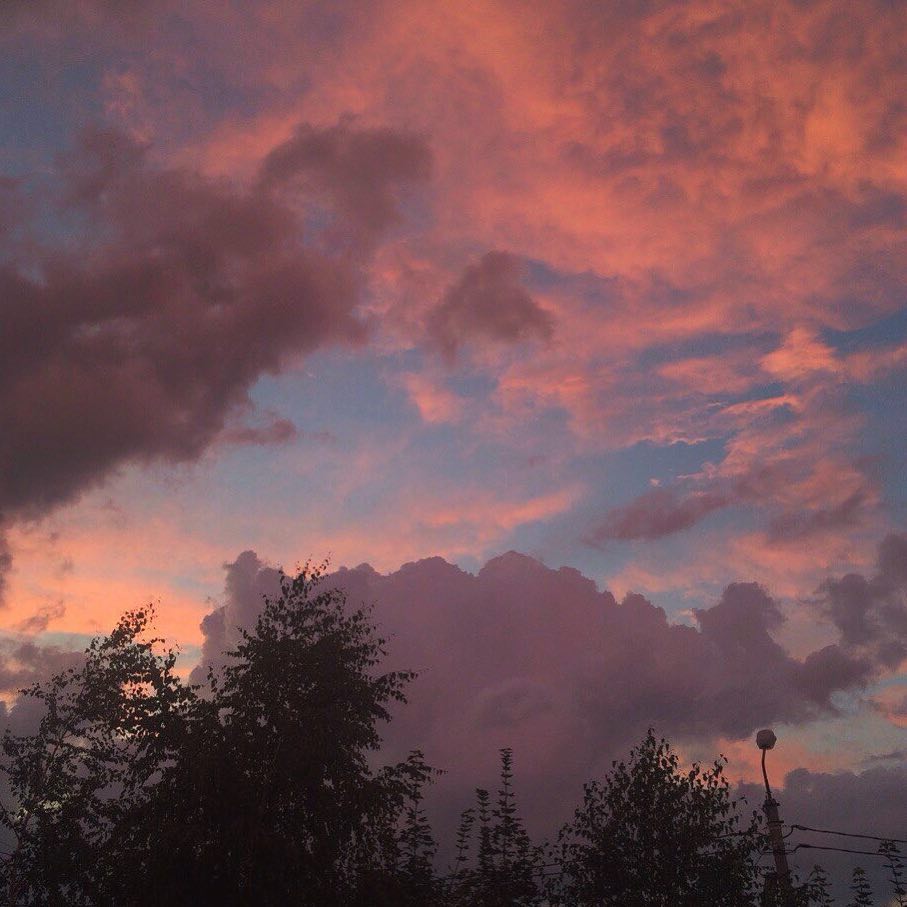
[756,728,777,751]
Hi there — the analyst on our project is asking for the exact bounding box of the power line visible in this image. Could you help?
[789,823,907,846]
[788,843,889,858]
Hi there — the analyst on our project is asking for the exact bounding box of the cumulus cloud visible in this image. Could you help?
[193,548,877,836]
[0,120,430,598]
[189,550,283,686]
[427,252,554,361]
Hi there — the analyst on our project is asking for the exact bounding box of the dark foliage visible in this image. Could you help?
[443,749,545,906]
[805,864,833,906]
[0,566,434,905]
[847,867,874,907]
[881,840,907,907]
[551,729,764,906]
[0,607,193,904]
[2,570,872,906]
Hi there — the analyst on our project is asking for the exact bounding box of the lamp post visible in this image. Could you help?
[756,729,794,906]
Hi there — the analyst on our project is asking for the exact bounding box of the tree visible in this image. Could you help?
[393,770,441,905]
[445,749,545,906]
[805,864,833,906]
[881,840,907,907]
[552,729,764,906]
[0,606,193,903]
[0,565,434,905]
[847,867,874,907]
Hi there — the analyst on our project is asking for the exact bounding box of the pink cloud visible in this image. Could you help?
[188,545,888,837]
[399,372,464,424]
[818,532,907,671]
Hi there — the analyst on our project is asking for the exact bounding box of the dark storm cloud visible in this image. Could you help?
[0,538,10,603]
[818,531,907,669]
[427,252,554,360]
[193,549,875,836]
[0,121,430,598]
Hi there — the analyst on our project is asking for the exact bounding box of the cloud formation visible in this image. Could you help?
[0,637,82,697]
[0,120,430,597]
[220,418,299,446]
[0,0,904,610]
[818,532,907,670]
[0,538,10,604]
[0,10,905,866]
[592,488,730,542]
[259,119,432,248]
[427,252,553,361]
[193,547,880,835]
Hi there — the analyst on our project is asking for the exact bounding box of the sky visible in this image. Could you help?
[1,0,907,886]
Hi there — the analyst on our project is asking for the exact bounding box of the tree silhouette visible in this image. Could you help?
[847,867,874,907]
[393,773,441,904]
[552,729,764,906]
[0,565,434,905]
[881,840,907,907]
[445,749,545,906]
[805,864,833,906]
[0,606,193,903]
[2,572,850,906]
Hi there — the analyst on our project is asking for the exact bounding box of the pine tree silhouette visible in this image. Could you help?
[805,864,832,906]
[847,867,873,907]
[881,840,907,907]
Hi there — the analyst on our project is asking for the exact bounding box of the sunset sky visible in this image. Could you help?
[2,0,907,864]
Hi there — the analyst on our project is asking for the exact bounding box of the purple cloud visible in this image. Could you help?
[0,638,83,696]
[193,548,876,839]
[221,418,299,446]
[818,532,907,669]
[768,488,870,543]
[427,251,554,360]
[259,118,432,248]
[0,121,430,597]
[592,487,729,542]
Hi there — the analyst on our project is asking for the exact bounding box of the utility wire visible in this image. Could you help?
[789,823,907,845]
[787,843,889,858]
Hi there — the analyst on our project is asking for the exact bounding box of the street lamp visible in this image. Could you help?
[757,729,793,906]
